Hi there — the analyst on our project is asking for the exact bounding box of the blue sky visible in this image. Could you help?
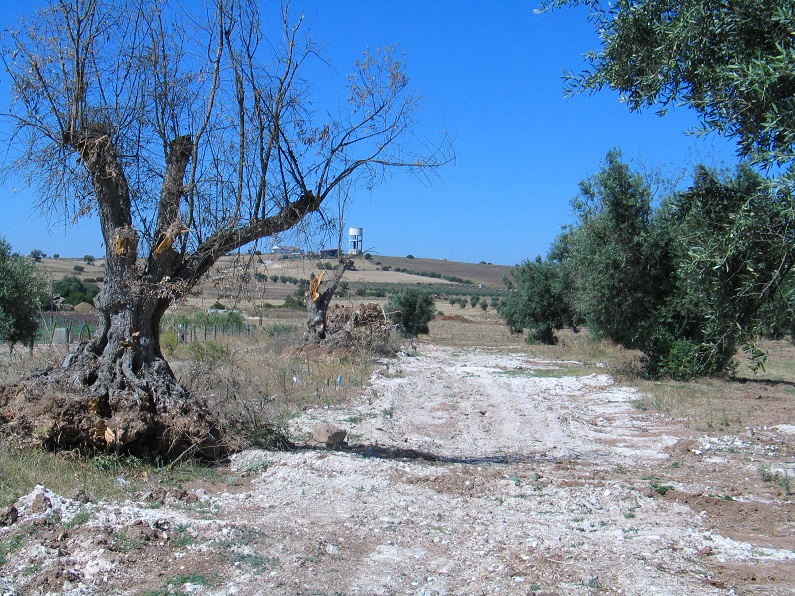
[0,1,740,265]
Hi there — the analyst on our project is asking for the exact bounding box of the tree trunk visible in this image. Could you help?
[55,294,224,459]
[305,266,347,341]
[0,282,227,460]
[0,129,227,460]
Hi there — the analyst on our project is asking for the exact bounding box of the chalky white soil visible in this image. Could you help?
[3,344,794,595]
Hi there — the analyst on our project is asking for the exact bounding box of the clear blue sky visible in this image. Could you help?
[0,1,740,266]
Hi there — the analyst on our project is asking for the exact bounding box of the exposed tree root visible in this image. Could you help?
[0,343,237,462]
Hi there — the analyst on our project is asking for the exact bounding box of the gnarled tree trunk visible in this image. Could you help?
[1,131,225,460]
[306,265,348,341]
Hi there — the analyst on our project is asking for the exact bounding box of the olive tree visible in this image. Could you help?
[0,0,450,458]
[540,0,795,373]
[498,256,572,344]
[387,289,436,337]
[0,238,48,351]
[540,0,795,171]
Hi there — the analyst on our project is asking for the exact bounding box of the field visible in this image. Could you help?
[1,256,794,594]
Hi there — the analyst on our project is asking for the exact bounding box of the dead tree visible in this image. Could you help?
[306,264,349,341]
[0,0,451,459]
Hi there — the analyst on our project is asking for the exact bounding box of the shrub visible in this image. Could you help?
[0,238,47,348]
[160,330,179,356]
[186,340,231,364]
[53,275,100,306]
[498,257,572,344]
[387,289,435,336]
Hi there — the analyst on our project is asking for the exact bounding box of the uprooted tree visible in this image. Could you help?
[0,0,450,459]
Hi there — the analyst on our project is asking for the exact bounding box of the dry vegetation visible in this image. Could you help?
[3,295,794,507]
[2,256,795,593]
[7,255,795,492]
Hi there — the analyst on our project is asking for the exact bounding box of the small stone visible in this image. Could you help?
[31,492,51,513]
[312,423,347,448]
[70,489,90,504]
[0,505,18,526]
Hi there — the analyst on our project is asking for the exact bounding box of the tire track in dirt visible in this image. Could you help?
[3,344,795,594]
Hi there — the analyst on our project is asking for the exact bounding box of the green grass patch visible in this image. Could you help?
[167,573,211,586]
[61,508,93,529]
[498,365,596,378]
[0,533,26,566]
[649,480,674,496]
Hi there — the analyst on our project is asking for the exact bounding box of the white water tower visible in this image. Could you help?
[348,227,363,255]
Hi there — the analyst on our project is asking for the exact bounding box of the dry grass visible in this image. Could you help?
[4,287,795,510]
[0,345,69,387]
[610,337,795,433]
[168,319,397,447]
[0,314,392,506]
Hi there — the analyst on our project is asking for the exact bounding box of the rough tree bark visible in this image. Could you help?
[0,0,451,460]
[3,131,226,459]
[305,264,349,341]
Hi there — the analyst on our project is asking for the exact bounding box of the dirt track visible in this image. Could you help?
[2,343,795,594]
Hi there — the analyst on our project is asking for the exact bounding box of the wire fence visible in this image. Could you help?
[25,313,258,346]
[36,314,97,345]
[171,323,258,343]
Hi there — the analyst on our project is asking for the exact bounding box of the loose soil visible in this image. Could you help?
[2,342,794,595]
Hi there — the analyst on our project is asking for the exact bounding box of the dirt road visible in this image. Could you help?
[2,344,794,594]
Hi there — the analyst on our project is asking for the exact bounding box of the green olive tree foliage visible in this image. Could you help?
[539,0,795,171]
[498,256,573,345]
[648,165,795,377]
[0,239,48,350]
[510,153,794,379]
[387,289,436,337]
[536,0,795,376]
[565,150,676,349]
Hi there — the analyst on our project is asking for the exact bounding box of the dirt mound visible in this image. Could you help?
[436,314,471,322]
[73,302,98,315]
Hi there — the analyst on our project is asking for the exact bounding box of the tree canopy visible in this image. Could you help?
[0,238,47,350]
[387,289,436,337]
[528,0,795,376]
[502,152,795,378]
[540,0,795,172]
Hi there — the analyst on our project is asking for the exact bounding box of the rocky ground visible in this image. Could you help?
[1,343,794,595]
